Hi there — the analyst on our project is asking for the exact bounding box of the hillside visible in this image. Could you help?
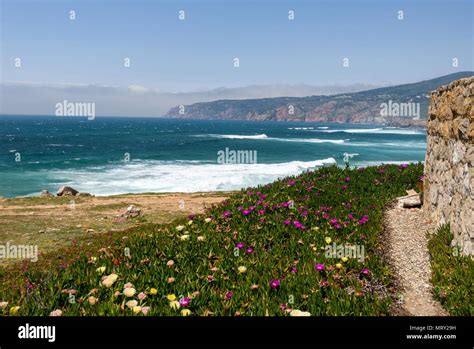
[166,72,473,127]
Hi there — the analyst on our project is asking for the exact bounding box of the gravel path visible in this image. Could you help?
[385,202,447,316]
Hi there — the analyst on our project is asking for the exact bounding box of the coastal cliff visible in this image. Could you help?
[166,72,473,127]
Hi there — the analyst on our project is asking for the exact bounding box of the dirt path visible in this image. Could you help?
[385,201,447,316]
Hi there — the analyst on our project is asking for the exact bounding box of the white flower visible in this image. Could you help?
[180,234,190,241]
[0,301,8,309]
[126,300,138,309]
[197,236,205,241]
[123,287,136,297]
[102,273,118,288]
[96,266,106,274]
[204,218,212,223]
[175,225,185,232]
[50,309,63,317]
[187,220,193,226]
[289,309,311,317]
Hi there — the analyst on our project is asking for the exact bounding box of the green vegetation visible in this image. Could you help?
[0,163,424,316]
[428,225,474,316]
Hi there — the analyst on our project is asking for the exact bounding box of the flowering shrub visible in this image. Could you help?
[0,163,424,316]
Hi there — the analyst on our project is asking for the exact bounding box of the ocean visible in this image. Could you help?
[0,115,427,197]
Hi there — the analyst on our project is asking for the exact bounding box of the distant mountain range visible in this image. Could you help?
[166,72,473,127]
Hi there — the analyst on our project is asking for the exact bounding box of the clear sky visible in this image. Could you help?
[1,0,472,92]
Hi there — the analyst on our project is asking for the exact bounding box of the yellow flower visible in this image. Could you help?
[96,266,106,274]
[167,294,177,301]
[10,306,20,315]
[123,287,136,297]
[132,306,142,314]
[325,237,332,244]
[175,225,185,232]
[341,257,348,263]
[180,234,190,241]
[204,218,212,223]
[336,263,343,269]
[169,300,180,309]
[181,309,191,316]
[197,236,205,241]
[238,266,247,274]
[149,288,158,295]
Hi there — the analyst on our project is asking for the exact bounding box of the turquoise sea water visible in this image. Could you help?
[0,115,426,197]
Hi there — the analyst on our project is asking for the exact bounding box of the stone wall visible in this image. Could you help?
[424,76,473,255]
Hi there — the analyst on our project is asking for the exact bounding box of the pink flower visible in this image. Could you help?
[225,291,233,300]
[138,292,146,300]
[243,209,250,215]
[270,279,281,289]
[361,268,370,275]
[236,243,244,249]
[314,263,325,271]
[179,297,190,307]
[319,279,329,287]
[223,211,232,218]
[283,219,291,225]
[141,306,150,316]
[246,247,254,254]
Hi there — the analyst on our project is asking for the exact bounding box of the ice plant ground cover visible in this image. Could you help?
[428,225,474,316]
[0,164,424,316]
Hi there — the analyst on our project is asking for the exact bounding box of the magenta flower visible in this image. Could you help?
[361,268,370,275]
[270,279,281,289]
[223,211,232,218]
[280,303,287,310]
[179,297,190,307]
[291,266,298,273]
[259,209,265,215]
[283,219,291,225]
[236,243,244,249]
[243,209,250,215]
[314,263,325,271]
[319,279,329,287]
[225,291,233,300]
[246,247,254,254]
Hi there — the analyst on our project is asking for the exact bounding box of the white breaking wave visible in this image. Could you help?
[43,158,336,196]
[205,134,269,139]
[317,126,329,129]
[270,137,345,144]
[197,134,344,144]
[288,127,314,130]
[321,128,424,135]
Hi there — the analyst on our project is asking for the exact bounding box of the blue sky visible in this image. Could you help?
[1,0,472,91]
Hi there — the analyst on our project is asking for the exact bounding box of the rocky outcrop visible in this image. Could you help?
[424,76,473,255]
[57,186,79,197]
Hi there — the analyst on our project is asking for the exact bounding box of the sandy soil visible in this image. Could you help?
[0,192,230,265]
